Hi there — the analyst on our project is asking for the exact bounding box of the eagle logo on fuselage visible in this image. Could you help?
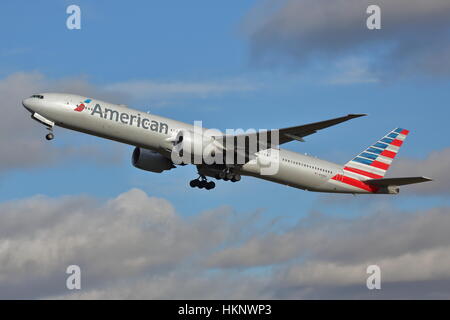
[74,99,92,112]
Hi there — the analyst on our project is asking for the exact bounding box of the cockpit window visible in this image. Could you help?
[30,94,44,99]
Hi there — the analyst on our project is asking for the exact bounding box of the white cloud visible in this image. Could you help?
[104,78,259,101]
[0,189,262,298]
[2,188,450,299]
[326,58,379,85]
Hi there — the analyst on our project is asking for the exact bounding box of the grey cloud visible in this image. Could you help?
[243,0,450,78]
[389,147,450,195]
[0,189,259,299]
[50,271,273,300]
[206,206,450,299]
[104,78,258,101]
[0,72,126,171]
[206,207,450,269]
[1,188,450,299]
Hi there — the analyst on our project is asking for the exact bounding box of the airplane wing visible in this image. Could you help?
[277,113,367,144]
[215,114,366,147]
[365,176,432,186]
[213,114,366,161]
[213,114,366,162]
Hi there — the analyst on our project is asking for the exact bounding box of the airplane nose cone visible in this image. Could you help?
[22,98,33,112]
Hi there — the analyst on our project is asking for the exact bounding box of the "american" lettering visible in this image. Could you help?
[91,104,168,134]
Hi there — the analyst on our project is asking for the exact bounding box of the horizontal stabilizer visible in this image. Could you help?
[365,176,432,187]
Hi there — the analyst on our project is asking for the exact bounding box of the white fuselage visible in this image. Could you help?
[22,93,376,194]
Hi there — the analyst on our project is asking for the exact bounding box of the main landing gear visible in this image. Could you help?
[215,169,241,182]
[190,168,241,190]
[190,175,216,190]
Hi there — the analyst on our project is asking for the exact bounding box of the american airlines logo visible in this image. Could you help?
[74,99,91,112]
[87,103,169,134]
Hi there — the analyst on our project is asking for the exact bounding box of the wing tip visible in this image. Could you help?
[348,113,368,118]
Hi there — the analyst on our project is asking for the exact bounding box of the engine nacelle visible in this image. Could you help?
[132,148,175,173]
[171,129,222,164]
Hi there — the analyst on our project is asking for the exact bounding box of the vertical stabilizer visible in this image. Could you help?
[343,128,409,180]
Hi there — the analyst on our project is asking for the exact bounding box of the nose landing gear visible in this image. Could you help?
[189,175,215,190]
[44,124,55,141]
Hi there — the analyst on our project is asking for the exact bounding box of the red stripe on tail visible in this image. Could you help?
[400,129,409,135]
[380,150,396,159]
[332,174,379,193]
[344,167,383,179]
[371,160,390,170]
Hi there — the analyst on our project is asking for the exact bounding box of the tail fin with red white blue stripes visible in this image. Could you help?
[343,128,409,180]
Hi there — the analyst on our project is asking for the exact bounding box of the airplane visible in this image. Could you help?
[22,93,431,194]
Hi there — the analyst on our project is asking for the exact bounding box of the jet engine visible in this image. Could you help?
[171,129,223,164]
[132,148,175,173]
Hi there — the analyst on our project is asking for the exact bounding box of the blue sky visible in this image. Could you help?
[1,0,450,299]
[1,0,448,213]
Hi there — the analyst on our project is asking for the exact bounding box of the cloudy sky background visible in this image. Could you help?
[1,0,450,299]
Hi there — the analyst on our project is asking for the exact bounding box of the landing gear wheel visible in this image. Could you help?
[226,172,234,180]
[45,133,54,141]
[231,174,241,182]
[189,180,199,188]
[218,171,226,179]
[190,174,216,190]
[205,181,215,190]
